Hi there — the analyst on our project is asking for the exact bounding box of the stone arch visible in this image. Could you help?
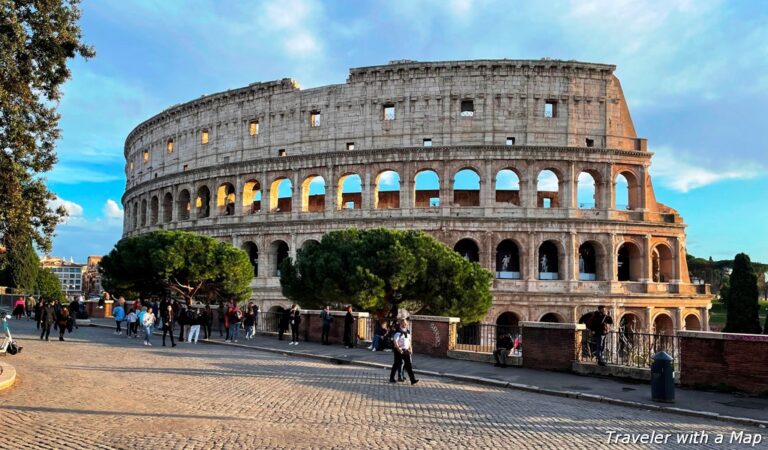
[620,313,641,333]
[496,239,521,279]
[301,175,326,212]
[242,179,262,214]
[131,202,138,229]
[162,192,173,223]
[453,168,480,207]
[652,243,675,282]
[540,312,564,323]
[414,169,440,208]
[374,170,400,209]
[617,241,643,281]
[140,198,147,227]
[177,189,191,220]
[495,168,521,206]
[241,241,259,277]
[684,313,701,331]
[653,313,674,335]
[496,311,521,334]
[269,177,293,213]
[269,240,290,277]
[337,172,362,210]
[454,238,480,263]
[577,171,599,209]
[578,240,605,281]
[216,182,236,216]
[538,240,562,280]
[149,196,159,225]
[615,170,641,210]
[300,238,320,250]
[196,185,211,218]
[536,168,562,208]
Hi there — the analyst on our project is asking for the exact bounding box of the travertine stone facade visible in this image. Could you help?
[121,59,712,332]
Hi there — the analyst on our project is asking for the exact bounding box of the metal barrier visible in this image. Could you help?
[578,330,679,368]
[255,312,282,333]
[455,323,521,353]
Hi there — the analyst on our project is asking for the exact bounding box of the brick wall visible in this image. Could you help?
[678,331,768,395]
[409,315,459,357]
[520,322,585,371]
[296,310,370,345]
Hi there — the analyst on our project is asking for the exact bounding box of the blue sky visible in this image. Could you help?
[48,0,768,263]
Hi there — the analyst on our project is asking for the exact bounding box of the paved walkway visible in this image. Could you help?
[90,318,768,426]
[1,319,764,449]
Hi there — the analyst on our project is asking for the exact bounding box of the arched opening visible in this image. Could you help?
[216,183,236,216]
[414,170,440,208]
[538,240,560,280]
[195,186,211,218]
[241,242,259,277]
[495,169,520,206]
[301,175,326,212]
[269,178,293,213]
[652,244,674,282]
[540,313,563,323]
[615,171,640,210]
[140,199,147,227]
[684,314,701,331]
[300,239,320,251]
[496,240,521,279]
[149,196,159,225]
[454,238,479,263]
[162,193,173,223]
[242,180,262,214]
[453,168,480,207]
[620,313,640,333]
[537,169,560,208]
[270,240,289,277]
[578,242,598,281]
[653,313,674,335]
[496,312,521,337]
[577,172,597,209]
[177,189,191,221]
[617,242,642,281]
[265,305,285,332]
[337,173,362,210]
[131,202,138,229]
[374,170,400,209]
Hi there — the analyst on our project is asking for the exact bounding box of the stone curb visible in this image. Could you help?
[0,360,17,392]
[89,323,768,429]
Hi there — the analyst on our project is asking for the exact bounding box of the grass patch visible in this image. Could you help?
[709,300,767,329]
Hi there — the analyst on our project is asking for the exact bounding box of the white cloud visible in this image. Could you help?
[48,197,84,223]
[285,32,320,56]
[103,199,124,220]
[496,169,520,190]
[650,145,762,192]
[377,170,400,189]
[537,170,559,192]
[45,164,123,184]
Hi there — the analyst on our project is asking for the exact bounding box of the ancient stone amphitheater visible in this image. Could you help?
[122,59,712,333]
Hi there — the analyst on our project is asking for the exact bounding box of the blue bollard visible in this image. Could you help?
[651,351,675,403]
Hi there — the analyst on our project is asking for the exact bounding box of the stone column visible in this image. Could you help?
[641,234,652,282]
[639,165,648,210]
[645,307,653,333]
[701,306,710,331]
[672,236,683,283]
[563,163,576,208]
[401,164,413,210]
[325,165,336,214]
[608,233,617,282]
[291,172,300,216]
[674,307,684,331]
[363,169,373,210]
[527,232,538,281]
[568,232,578,282]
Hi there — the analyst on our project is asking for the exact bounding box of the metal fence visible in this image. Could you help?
[578,330,679,368]
[455,323,521,354]
[254,312,282,334]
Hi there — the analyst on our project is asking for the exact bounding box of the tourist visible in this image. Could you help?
[369,320,387,352]
[278,307,290,341]
[12,296,25,320]
[34,298,43,329]
[289,304,301,345]
[137,307,147,340]
[175,301,186,342]
[244,304,256,340]
[389,319,418,385]
[253,305,259,334]
[343,305,354,349]
[126,309,138,338]
[142,306,156,346]
[187,308,201,344]
[202,305,213,339]
[320,305,333,345]
[40,300,55,341]
[56,306,71,342]
[589,305,613,366]
[493,331,514,368]
[162,303,176,347]
[26,296,36,320]
[113,301,125,335]
[225,300,242,343]
[217,302,226,337]
[68,297,80,329]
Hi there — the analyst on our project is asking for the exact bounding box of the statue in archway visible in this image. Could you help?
[540,254,549,273]
[501,253,511,271]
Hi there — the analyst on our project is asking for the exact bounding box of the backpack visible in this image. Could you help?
[7,341,21,355]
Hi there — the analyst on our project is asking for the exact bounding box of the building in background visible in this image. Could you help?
[83,256,103,298]
[40,256,85,296]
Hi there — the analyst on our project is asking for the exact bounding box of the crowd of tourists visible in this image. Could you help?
[9,295,83,342]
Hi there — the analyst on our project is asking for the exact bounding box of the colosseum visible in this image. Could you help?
[121,59,712,334]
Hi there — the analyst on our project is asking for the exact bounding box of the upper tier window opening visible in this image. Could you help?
[460,99,474,117]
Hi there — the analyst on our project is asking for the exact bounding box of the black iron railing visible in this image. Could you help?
[578,330,679,368]
[455,323,521,354]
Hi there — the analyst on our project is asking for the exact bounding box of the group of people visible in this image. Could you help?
[34,298,79,342]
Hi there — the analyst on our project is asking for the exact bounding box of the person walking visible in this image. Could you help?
[175,301,187,343]
[244,304,256,340]
[589,305,613,366]
[126,309,138,338]
[278,307,290,341]
[225,300,242,343]
[12,297,25,320]
[162,303,176,347]
[320,305,333,345]
[493,331,514,368]
[56,307,71,341]
[202,305,213,340]
[40,300,55,341]
[187,309,201,344]
[343,305,355,349]
[142,307,156,346]
[26,296,36,320]
[389,319,418,385]
[113,302,125,335]
[34,298,43,329]
[68,297,80,329]
[289,304,301,345]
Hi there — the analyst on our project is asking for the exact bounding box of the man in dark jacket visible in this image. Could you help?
[320,305,333,345]
[343,305,355,349]
[493,332,514,368]
[589,305,613,366]
[278,308,291,341]
[40,301,56,341]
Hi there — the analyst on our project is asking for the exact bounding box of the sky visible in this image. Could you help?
[47,0,768,263]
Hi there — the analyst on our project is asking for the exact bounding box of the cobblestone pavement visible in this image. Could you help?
[0,320,763,449]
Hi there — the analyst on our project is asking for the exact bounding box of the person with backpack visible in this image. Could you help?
[225,300,242,343]
[113,302,125,335]
[320,305,333,345]
[289,304,301,345]
[589,305,613,366]
[186,308,201,344]
[389,319,418,385]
